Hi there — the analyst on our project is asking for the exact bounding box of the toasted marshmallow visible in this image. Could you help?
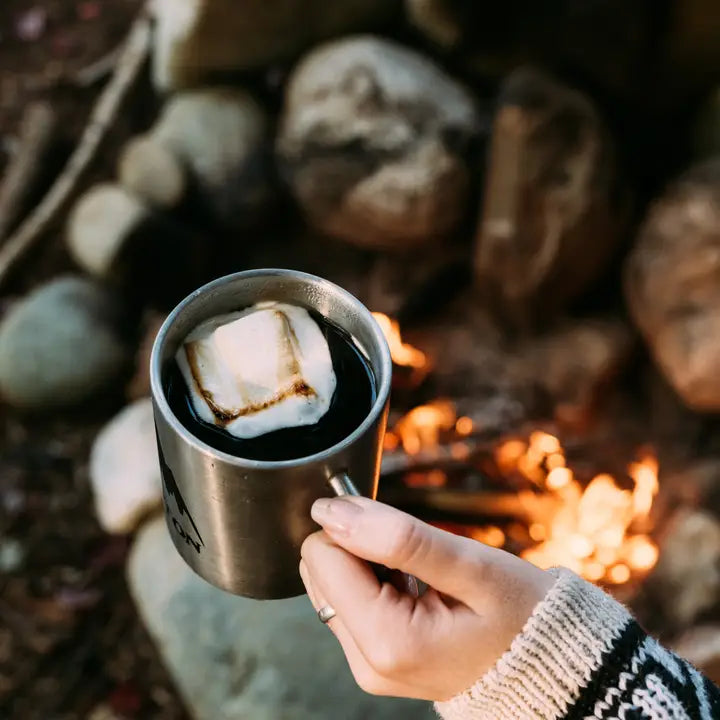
[176,302,336,439]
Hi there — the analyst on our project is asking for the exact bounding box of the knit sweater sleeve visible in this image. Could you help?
[435,568,720,720]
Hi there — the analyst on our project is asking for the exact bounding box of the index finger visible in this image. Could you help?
[310,496,497,602]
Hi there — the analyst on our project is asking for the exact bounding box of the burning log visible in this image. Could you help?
[474,67,627,329]
[379,486,560,524]
[382,396,660,588]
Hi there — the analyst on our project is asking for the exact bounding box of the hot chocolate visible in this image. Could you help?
[165,303,376,461]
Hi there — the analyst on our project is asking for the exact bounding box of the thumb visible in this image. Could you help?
[310,496,497,602]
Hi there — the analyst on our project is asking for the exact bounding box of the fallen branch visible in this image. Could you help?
[0,7,152,289]
[0,102,56,243]
[380,420,531,478]
[381,440,484,477]
[73,45,124,88]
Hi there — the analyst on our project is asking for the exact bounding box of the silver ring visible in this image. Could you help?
[317,605,336,624]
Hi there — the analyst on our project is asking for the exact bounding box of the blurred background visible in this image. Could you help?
[1,0,720,717]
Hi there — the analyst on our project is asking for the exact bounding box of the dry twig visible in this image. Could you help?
[73,46,124,88]
[0,102,56,243]
[0,7,152,289]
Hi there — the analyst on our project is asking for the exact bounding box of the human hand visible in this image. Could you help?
[299,496,556,702]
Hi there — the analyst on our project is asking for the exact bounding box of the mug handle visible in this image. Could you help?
[328,472,428,599]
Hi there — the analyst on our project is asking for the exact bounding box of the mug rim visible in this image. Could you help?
[150,268,392,470]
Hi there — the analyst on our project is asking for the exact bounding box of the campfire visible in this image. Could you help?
[376,315,660,587]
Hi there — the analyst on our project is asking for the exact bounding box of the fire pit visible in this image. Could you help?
[373,319,659,591]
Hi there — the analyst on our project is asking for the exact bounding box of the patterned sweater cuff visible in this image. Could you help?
[434,568,633,720]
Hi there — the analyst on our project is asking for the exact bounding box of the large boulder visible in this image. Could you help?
[148,88,272,229]
[89,399,162,535]
[0,277,129,411]
[152,0,398,90]
[474,67,626,328]
[128,516,433,720]
[626,159,720,410]
[277,36,480,250]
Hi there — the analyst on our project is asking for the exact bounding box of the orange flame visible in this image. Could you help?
[372,313,427,369]
[392,399,456,455]
[494,434,659,584]
[384,398,659,586]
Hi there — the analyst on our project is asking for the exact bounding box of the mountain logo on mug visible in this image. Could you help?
[156,433,204,554]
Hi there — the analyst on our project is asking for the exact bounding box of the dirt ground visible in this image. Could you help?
[0,2,189,718]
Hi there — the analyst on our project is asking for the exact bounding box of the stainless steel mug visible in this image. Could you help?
[150,269,392,599]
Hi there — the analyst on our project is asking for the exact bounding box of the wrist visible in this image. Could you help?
[435,568,633,720]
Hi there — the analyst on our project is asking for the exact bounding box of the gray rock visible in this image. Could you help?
[626,159,720,410]
[118,135,187,209]
[152,0,397,90]
[0,537,24,572]
[129,517,433,720]
[649,510,720,628]
[277,36,480,250]
[66,183,149,279]
[152,88,272,228]
[0,277,129,411]
[90,399,162,535]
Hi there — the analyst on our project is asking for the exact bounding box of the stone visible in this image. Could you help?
[89,399,162,535]
[0,277,129,411]
[128,516,433,720]
[118,135,187,208]
[277,36,480,250]
[0,537,24,572]
[474,67,626,329]
[649,510,720,628]
[66,183,148,279]
[523,319,635,429]
[672,625,720,684]
[151,88,272,228]
[408,292,539,417]
[66,184,208,305]
[626,159,720,411]
[151,0,398,90]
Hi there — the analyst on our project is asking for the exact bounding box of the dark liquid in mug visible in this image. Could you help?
[164,310,377,461]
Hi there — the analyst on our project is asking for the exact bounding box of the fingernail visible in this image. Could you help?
[311,497,363,534]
